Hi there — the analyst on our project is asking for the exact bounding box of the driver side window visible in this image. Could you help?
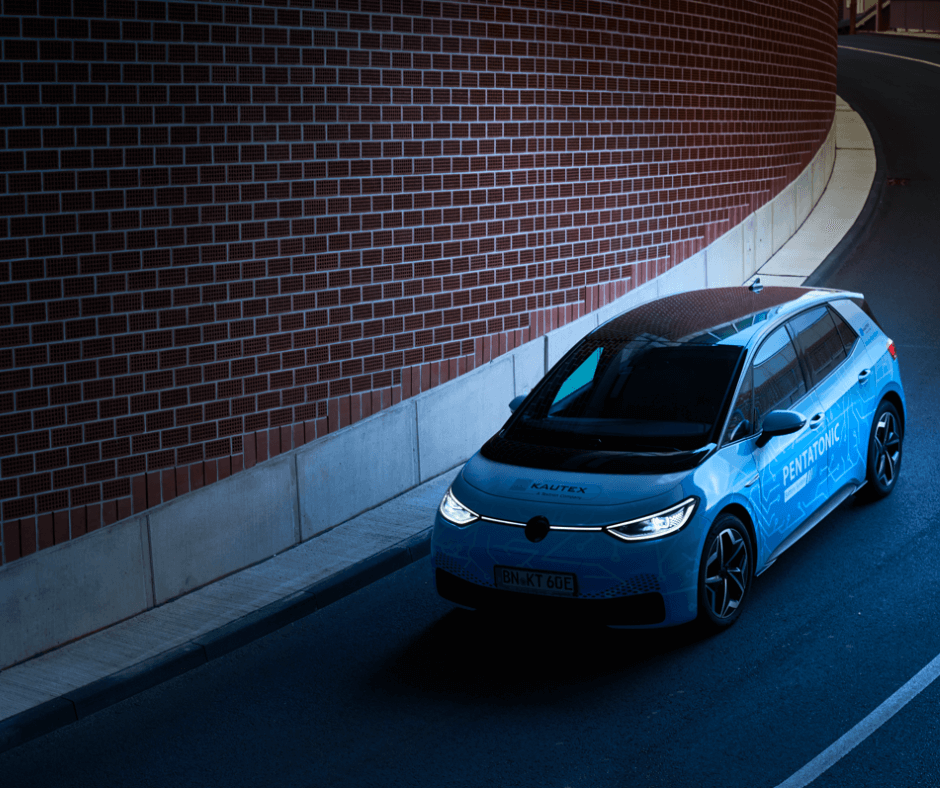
[752,325,807,431]
[724,325,809,444]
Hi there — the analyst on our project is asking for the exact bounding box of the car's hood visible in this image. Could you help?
[455,451,689,528]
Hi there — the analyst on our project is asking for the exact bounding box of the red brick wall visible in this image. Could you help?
[0,0,837,565]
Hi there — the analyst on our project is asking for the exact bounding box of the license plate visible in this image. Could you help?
[493,565,577,597]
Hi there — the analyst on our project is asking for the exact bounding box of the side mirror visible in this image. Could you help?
[509,395,526,413]
[756,409,806,447]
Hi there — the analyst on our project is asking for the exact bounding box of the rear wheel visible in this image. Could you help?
[697,514,753,632]
[861,400,902,500]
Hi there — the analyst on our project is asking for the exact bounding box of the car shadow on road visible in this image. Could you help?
[370,605,714,703]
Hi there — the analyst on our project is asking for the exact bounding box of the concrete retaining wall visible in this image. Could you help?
[0,119,837,670]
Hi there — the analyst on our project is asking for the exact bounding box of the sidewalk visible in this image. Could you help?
[0,96,879,755]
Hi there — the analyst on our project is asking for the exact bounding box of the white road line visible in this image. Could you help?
[839,44,940,70]
[775,651,940,787]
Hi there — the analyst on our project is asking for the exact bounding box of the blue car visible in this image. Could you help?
[431,284,905,630]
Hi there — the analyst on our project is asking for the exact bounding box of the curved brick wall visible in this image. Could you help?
[0,0,837,565]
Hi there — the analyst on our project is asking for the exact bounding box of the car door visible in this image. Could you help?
[787,305,852,493]
[748,324,829,558]
[828,298,884,483]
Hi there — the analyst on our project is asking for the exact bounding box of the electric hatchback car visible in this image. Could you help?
[431,284,905,630]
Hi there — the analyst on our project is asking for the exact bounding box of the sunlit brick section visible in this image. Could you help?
[0,0,837,564]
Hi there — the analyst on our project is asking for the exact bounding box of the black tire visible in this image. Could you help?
[697,514,753,632]
[860,400,903,501]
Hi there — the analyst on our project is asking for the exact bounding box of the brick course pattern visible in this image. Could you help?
[0,0,837,564]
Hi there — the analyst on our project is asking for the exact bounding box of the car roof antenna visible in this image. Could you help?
[749,277,763,294]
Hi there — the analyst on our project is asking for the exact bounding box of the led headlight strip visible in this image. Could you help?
[438,488,480,526]
[441,487,697,542]
[603,497,698,542]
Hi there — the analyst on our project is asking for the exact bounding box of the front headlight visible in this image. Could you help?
[604,498,698,541]
[438,487,480,526]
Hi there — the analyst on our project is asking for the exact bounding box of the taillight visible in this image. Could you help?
[887,339,897,360]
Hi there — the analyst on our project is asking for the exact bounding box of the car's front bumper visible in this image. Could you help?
[430,513,706,627]
[434,567,667,625]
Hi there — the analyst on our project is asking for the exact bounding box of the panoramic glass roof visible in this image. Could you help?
[593,286,826,347]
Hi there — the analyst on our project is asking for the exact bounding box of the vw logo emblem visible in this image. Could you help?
[525,515,550,543]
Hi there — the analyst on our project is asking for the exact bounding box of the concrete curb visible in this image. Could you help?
[804,96,887,288]
[0,528,432,755]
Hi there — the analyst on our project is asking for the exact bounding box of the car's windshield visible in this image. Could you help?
[508,339,745,453]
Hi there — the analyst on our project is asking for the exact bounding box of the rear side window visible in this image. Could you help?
[830,308,858,355]
[752,325,807,430]
[788,305,847,385]
[830,298,883,352]
[852,297,885,330]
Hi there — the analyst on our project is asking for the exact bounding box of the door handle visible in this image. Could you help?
[858,369,871,385]
[809,412,825,429]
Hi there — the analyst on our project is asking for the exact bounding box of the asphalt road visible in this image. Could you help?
[2,35,939,788]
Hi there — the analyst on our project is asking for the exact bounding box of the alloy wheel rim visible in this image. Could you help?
[873,412,901,489]
[704,528,749,619]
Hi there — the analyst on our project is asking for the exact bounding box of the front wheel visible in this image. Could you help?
[861,400,903,501]
[697,514,753,632]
